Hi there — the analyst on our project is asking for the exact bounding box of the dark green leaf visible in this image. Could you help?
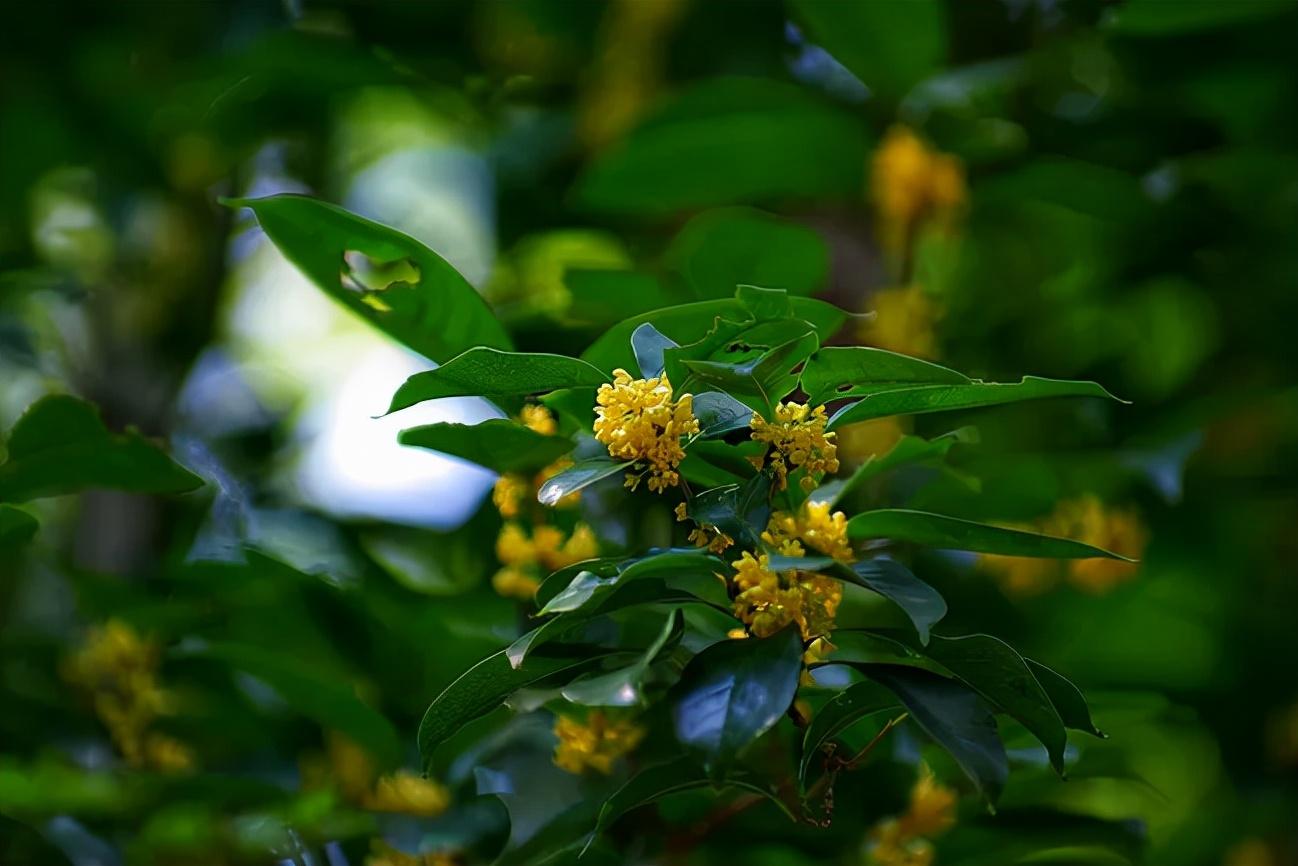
[561,610,684,707]
[671,627,803,768]
[800,346,970,405]
[692,391,756,438]
[837,559,948,644]
[566,269,681,325]
[1025,658,1105,739]
[386,348,609,413]
[667,207,829,299]
[866,665,1009,801]
[683,329,819,414]
[0,396,202,503]
[227,195,509,361]
[398,419,573,473]
[631,323,678,378]
[925,634,1068,774]
[790,0,947,100]
[828,377,1125,429]
[799,680,900,782]
[534,548,725,610]
[0,505,38,550]
[810,428,977,507]
[537,457,629,506]
[847,508,1131,560]
[1104,0,1295,34]
[574,77,866,215]
[688,473,772,548]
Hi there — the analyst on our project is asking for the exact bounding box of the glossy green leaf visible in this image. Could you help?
[800,346,970,405]
[561,610,684,707]
[227,195,509,361]
[848,508,1131,560]
[866,665,1009,801]
[0,395,202,503]
[925,634,1068,774]
[790,0,946,100]
[683,329,819,414]
[799,680,901,782]
[0,505,38,549]
[418,650,608,769]
[537,457,629,506]
[574,77,866,215]
[534,548,726,610]
[671,626,803,768]
[631,323,678,378]
[828,376,1124,429]
[820,629,944,671]
[836,559,948,644]
[692,391,756,438]
[810,428,977,507]
[688,472,772,548]
[386,348,609,413]
[666,207,828,299]
[398,419,573,473]
[1026,658,1105,739]
[566,269,681,326]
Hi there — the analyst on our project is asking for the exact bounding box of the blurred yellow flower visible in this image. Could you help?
[492,567,540,601]
[552,711,645,775]
[750,402,840,492]
[366,840,459,866]
[860,285,944,360]
[495,523,537,568]
[868,765,957,866]
[764,501,853,563]
[520,404,558,436]
[492,473,529,519]
[836,416,906,467]
[365,770,451,817]
[871,125,966,258]
[1223,839,1277,866]
[594,368,699,493]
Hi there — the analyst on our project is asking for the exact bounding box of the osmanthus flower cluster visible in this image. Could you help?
[393,284,1135,861]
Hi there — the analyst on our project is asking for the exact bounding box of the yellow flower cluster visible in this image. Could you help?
[859,284,945,360]
[871,125,966,257]
[836,416,906,467]
[673,501,734,554]
[366,840,459,866]
[750,402,840,492]
[868,766,958,866]
[62,620,194,773]
[324,733,451,818]
[977,495,1147,596]
[763,501,853,563]
[492,407,580,520]
[552,710,645,775]
[730,551,841,641]
[493,522,600,601]
[594,368,699,493]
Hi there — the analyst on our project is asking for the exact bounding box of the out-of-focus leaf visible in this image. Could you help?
[811,428,977,506]
[1104,0,1295,34]
[671,627,803,769]
[688,473,772,548]
[1025,658,1105,739]
[398,419,573,473]
[534,548,727,610]
[799,680,901,782]
[666,207,828,299]
[631,323,678,379]
[0,814,74,866]
[692,391,756,438]
[828,377,1124,429]
[0,396,202,502]
[574,77,866,215]
[866,665,1008,801]
[0,505,38,549]
[537,457,629,506]
[227,195,508,361]
[925,634,1068,774]
[847,508,1130,560]
[683,330,819,414]
[386,348,608,413]
[565,269,681,325]
[800,346,969,405]
[418,650,609,770]
[562,610,684,707]
[789,0,946,100]
[835,559,948,644]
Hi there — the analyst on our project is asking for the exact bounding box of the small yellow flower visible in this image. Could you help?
[764,501,853,563]
[897,765,957,839]
[552,711,645,775]
[492,473,529,519]
[860,285,944,360]
[871,125,966,256]
[495,523,537,568]
[1057,496,1147,594]
[675,500,733,554]
[520,404,558,436]
[143,732,196,774]
[730,552,841,641]
[492,567,540,601]
[544,523,600,569]
[366,840,459,866]
[594,369,699,494]
[365,770,451,817]
[750,402,840,492]
[326,732,377,803]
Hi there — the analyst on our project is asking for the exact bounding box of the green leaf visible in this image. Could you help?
[800,346,970,405]
[688,473,773,548]
[925,634,1068,774]
[836,559,948,644]
[178,641,401,766]
[566,269,683,326]
[0,395,202,503]
[398,419,573,473]
[683,329,819,414]
[1104,0,1295,35]
[666,207,828,299]
[799,680,900,782]
[0,505,38,549]
[386,348,609,413]
[866,665,1008,802]
[692,391,756,438]
[810,428,977,507]
[534,548,727,610]
[227,195,510,361]
[819,630,943,671]
[631,323,678,379]
[418,650,608,770]
[1025,658,1105,739]
[671,626,803,768]
[790,0,947,101]
[561,610,685,707]
[574,77,866,215]
[828,376,1125,429]
[847,508,1131,560]
[537,457,629,506]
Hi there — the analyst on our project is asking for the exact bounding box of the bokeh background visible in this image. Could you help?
[1,1,1296,864]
